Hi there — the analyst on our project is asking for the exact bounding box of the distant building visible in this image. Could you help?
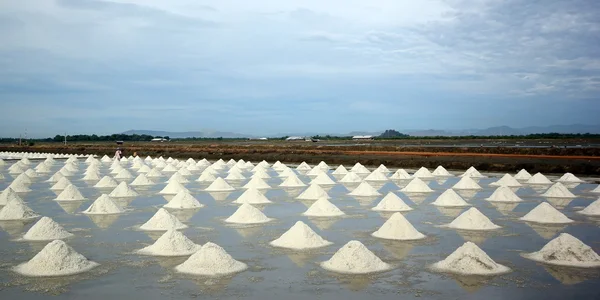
[352,135,374,140]
[248,137,268,141]
[151,138,168,142]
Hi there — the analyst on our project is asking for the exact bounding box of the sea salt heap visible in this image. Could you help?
[22,217,74,241]
[24,169,39,178]
[140,208,188,231]
[297,184,330,200]
[94,176,118,189]
[364,170,389,182]
[351,163,371,174]
[452,176,482,190]
[162,164,178,173]
[109,181,139,198]
[205,177,235,192]
[8,179,31,193]
[590,185,600,194]
[556,173,584,183]
[432,166,453,176]
[55,184,86,201]
[137,230,201,256]
[413,167,435,179]
[485,186,523,202]
[130,173,154,186]
[339,172,363,183]
[332,165,348,175]
[196,171,217,182]
[446,208,500,230]
[349,181,382,197]
[432,189,470,207]
[296,161,311,171]
[279,174,307,187]
[401,177,433,193]
[146,168,163,178]
[50,177,72,191]
[376,164,390,173]
[233,187,272,205]
[310,172,336,185]
[0,198,38,220]
[279,168,297,178]
[225,203,272,224]
[372,212,426,240]
[13,240,99,277]
[578,198,600,216]
[177,167,192,176]
[320,240,391,274]
[270,221,333,250]
[431,242,511,275]
[372,192,412,212]
[522,233,600,268]
[307,166,325,176]
[47,171,66,183]
[460,167,486,178]
[520,202,573,224]
[527,172,552,185]
[167,172,189,184]
[225,171,246,181]
[0,187,23,206]
[115,169,134,180]
[175,242,248,276]
[303,197,345,217]
[252,168,271,179]
[514,169,532,180]
[490,174,522,187]
[82,170,101,181]
[541,183,576,198]
[83,194,124,214]
[164,191,204,209]
[243,177,271,190]
[159,180,189,195]
[390,169,412,180]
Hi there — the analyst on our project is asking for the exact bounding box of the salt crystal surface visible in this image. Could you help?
[541,183,576,198]
[520,202,573,224]
[109,181,139,198]
[431,242,511,275]
[302,198,345,217]
[0,187,24,206]
[296,162,311,171]
[310,172,336,185]
[82,170,101,181]
[140,208,188,231]
[446,208,500,230]
[591,185,600,193]
[196,171,217,182]
[146,168,163,178]
[164,191,204,209]
[167,172,189,184]
[23,217,73,241]
[372,192,412,212]
[83,194,124,214]
[372,212,426,240]
[50,177,72,191]
[115,169,134,180]
[348,181,382,197]
[137,230,201,256]
[364,170,389,182]
[452,176,482,190]
[556,173,584,183]
[205,177,235,192]
[296,184,330,200]
[578,198,600,216]
[13,240,99,277]
[432,166,453,176]
[0,198,38,220]
[514,169,532,180]
[94,176,118,189]
[413,167,435,179]
[233,187,272,205]
[269,221,332,250]
[432,189,470,207]
[279,174,307,187]
[159,181,189,195]
[55,184,86,201]
[527,172,552,185]
[130,173,154,186]
[401,178,433,193]
[47,172,66,183]
[376,164,390,173]
[460,167,486,178]
[522,233,600,267]
[225,203,272,224]
[485,186,523,202]
[339,172,363,183]
[490,174,522,187]
[390,169,412,180]
[175,242,248,276]
[320,240,391,274]
[332,165,348,175]
[225,171,246,181]
[9,179,31,193]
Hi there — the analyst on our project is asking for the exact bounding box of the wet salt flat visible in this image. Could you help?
[1,158,600,299]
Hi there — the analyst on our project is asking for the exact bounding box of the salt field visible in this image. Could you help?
[1,153,600,299]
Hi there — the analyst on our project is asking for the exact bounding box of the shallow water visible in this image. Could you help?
[1,161,600,299]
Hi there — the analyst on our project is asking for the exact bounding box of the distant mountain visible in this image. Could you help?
[406,129,454,136]
[121,130,252,139]
[472,126,524,136]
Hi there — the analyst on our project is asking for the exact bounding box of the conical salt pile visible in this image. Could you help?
[196,171,217,182]
[114,169,134,180]
[320,240,391,274]
[490,174,522,187]
[0,198,39,220]
[233,187,272,205]
[159,180,189,195]
[297,184,330,200]
[101,155,112,163]
[460,167,485,178]
[205,177,235,192]
[390,169,412,180]
[8,179,31,193]
[431,242,511,275]
[82,170,101,181]
[167,172,189,184]
[279,168,297,178]
[0,187,23,206]
[109,181,138,197]
[413,167,435,179]
[55,184,86,201]
[225,171,246,181]
[527,172,552,184]
[485,186,523,202]
[446,208,500,230]
[332,165,348,175]
[372,212,426,240]
[578,198,600,216]
[50,177,72,191]
[520,202,573,224]
[339,172,362,183]
[557,173,584,183]
[13,240,99,277]
[162,164,178,173]
[303,197,345,217]
[432,189,470,207]
[349,181,381,197]
[22,217,74,241]
[296,162,311,171]
[83,194,124,214]
[432,166,453,176]
[146,168,163,178]
[47,171,66,183]
[15,173,33,185]
[270,221,332,250]
[364,170,389,182]
[252,168,271,179]
[137,229,201,256]
[177,167,192,176]
[225,203,272,224]
[35,163,52,173]
[541,182,576,198]
[242,177,270,189]
[310,172,336,185]
[522,233,600,267]
[138,165,152,173]
[317,161,330,171]
[514,169,532,180]
[401,177,433,193]
[377,164,390,173]
[307,166,325,176]
[372,192,412,212]
[131,173,154,186]
[94,176,118,189]
[175,242,248,275]
[164,191,204,209]
[24,169,39,178]
[140,208,188,231]
[279,174,306,187]
[452,176,482,190]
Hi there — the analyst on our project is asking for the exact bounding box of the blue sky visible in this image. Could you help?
[1,0,599,138]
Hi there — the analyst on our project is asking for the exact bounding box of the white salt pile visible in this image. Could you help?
[138,165,152,173]
[279,168,297,178]
[270,221,333,250]
[446,208,500,230]
[162,164,178,173]
[522,233,600,268]
[307,166,324,176]
[372,212,426,240]
[413,167,435,179]
[310,172,336,185]
[0,187,23,206]
[351,163,371,174]
[83,194,124,214]
[514,169,532,180]
[376,164,390,173]
[55,184,86,201]
[13,240,99,277]
[332,165,348,175]
[339,172,363,183]
[490,174,522,187]
[233,187,272,205]
[520,202,573,224]
[296,162,311,171]
[159,181,189,195]
[22,217,74,241]
[556,173,584,183]
[205,177,235,192]
[348,181,382,197]
[578,198,600,216]
[460,167,486,178]
[225,171,246,181]
[167,172,189,184]
[432,165,453,176]
[164,191,204,209]
[372,192,412,212]
[94,176,118,189]
[320,240,391,274]
[24,169,39,178]
[432,189,470,207]
[140,208,188,231]
[177,167,192,176]
[527,172,552,184]
[303,197,345,217]
[364,170,389,182]
[137,229,201,256]
[225,203,272,224]
[452,176,482,190]
[485,186,523,202]
[297,184,330,200]
[431,242,511,275]
[590,185,600,193]
[109,182,139,198]
[317,161,330,171]
[82,170,101,181]
[15,173,33,185]
[50,177,72,191]
[252,168,271,179]
[146,168,163,178]
[47,172,66,183]
[130,173,154,186]
[541,182,576,198]
[196,171,217,182]
[101,155,112,163]
[390,169,412,180]
[175,242,248,276]
[9,179,31,193]
[115,169,134,180]
[401,177,433,193]
[35,163,52,173]
[279,174,307,187]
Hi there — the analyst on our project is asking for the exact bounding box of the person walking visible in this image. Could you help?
[114,148,122,161]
